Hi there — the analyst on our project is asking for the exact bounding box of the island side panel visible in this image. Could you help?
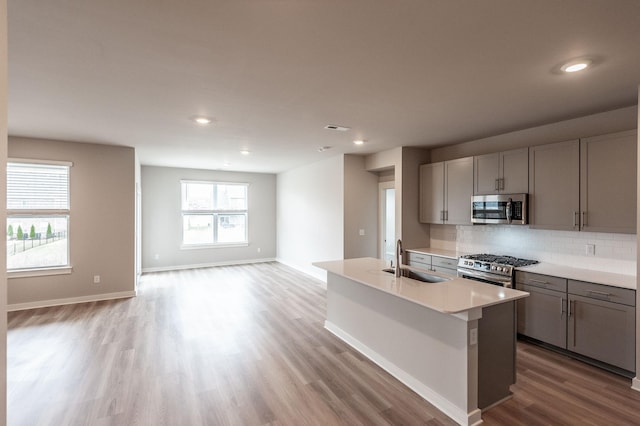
[325,272,482,426]
[478,301,516,410]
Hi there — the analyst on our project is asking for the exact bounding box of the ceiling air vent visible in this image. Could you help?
[324,124,351,132]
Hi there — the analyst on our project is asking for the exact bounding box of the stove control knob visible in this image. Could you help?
[490,265,496,271]
[496,266,502,272]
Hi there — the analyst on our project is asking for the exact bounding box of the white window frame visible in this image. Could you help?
[7,158,73,277]
[180,180,249,248]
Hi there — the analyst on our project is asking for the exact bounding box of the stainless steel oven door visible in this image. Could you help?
[457,268,513,288]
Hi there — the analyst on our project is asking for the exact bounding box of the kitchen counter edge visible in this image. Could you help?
[516,263,636,290]
[314,257,528,314]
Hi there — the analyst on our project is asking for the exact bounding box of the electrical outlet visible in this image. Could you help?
[93,275,101,284]
[359,229,365,236]
[469,328,478,345]
[257,247,261,253]
[585,244,595,256]
[154,254,160,260]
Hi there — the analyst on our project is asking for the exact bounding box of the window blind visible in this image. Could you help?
[7,162,70,210]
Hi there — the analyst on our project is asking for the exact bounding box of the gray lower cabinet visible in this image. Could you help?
[431,255,458,276]
[567,280,636,372]
[406,251,459,277]
[516,271,636,373]
[405,251,431,270]
[517,283,567,348]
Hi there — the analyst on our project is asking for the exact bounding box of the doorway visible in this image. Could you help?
[379,182,395,262]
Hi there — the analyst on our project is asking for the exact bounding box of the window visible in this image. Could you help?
[181,181,248,246]
[7,160,71,271]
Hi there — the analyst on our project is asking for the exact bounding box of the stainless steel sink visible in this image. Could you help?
[382,268,451,283]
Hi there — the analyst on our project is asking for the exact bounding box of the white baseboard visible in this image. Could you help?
[275,257,327,283]
[141,257,276,273]
[632,377,640,392]
[324,320,482,426]
[8,290,137,312]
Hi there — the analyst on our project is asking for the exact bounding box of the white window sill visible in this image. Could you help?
[180,243,249,250]
[8,266,73,279]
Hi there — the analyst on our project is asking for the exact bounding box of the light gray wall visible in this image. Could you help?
[277,155,344,280]
[0,0,7,420]
[135,151,141,279]
[364,146,431,251]
[8,137,136,306]
[344,155,378,259]
[400,147,431,249]
[636,88,640,390]
[141,166,276,271]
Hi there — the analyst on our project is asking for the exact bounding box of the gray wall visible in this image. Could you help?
[431,106,638,162]
[141,166,276,271]
[8,137,136,306]
[364,146,431,250]
[344,155,378,259]
[636,89,640,390]
[400,147,431,249]
[0,0,7,419]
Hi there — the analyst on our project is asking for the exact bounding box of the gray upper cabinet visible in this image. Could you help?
[420,157,473,225]
[580,130,637,234]
[529,139,581,230]
[474,148,529,195]
[529,131,637,233]
[419,162,444,224]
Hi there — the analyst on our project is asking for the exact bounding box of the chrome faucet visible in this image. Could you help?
[395,239,403,277]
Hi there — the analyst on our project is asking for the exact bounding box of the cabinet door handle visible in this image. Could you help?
[571,300,576,347]
[581,211,587,228]
[573,211,578,227]
[568,299,572,317]
[445,210,448,221]
[587,290,612,298]
[495,179,499,190]
[530,279,549,285]
[500,178,505,190]
[560,298,565,317]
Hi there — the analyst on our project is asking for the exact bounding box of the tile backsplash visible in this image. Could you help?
[429,224,637,275]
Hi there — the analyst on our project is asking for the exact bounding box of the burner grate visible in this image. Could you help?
[461,253,538,267]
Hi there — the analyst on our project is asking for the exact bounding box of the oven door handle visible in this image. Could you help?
[457,269,512,286]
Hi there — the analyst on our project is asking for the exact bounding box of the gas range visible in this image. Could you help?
[457,254,539,287]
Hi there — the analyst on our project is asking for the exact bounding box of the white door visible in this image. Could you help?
[379,182,395,262]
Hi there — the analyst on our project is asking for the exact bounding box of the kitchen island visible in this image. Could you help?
[313,257,529,426]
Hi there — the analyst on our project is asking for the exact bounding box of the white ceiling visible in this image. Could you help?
[7,1,640,173]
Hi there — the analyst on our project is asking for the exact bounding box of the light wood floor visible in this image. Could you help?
[7,262,640,425]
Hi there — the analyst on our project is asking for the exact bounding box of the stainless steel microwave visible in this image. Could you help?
[471,194,528,225]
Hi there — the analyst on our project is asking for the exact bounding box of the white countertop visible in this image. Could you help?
[516,263,637,290]
[406,247,637,290]
[406,247,470,259]
[313,257,528,314]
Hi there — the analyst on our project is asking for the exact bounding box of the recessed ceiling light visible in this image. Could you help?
[353,140,365,145]
[560,59,592,73]
[223,162,231,167]
[191,116,212,125]
[240,150,250,155]
[317,146,332,152]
